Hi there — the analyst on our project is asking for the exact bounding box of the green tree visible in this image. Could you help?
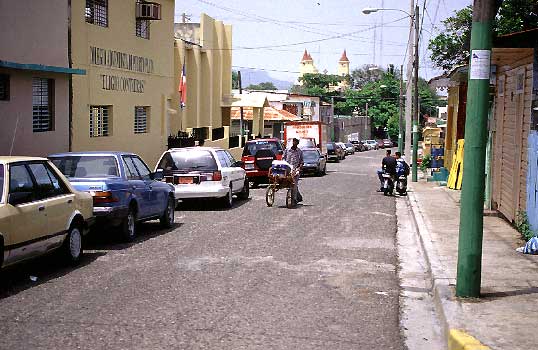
[232,70,239,89]
[246,81,278,90]
[429,1,538,71]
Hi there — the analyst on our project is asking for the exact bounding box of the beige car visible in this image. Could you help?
[0,157,94,269]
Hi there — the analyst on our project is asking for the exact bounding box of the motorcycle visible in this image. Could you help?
[382,171,395,196]
[396,173,408,195]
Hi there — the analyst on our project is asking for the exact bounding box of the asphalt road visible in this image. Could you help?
[0,148,403,350]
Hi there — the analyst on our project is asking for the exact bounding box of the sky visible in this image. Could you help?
[173,0,473,84]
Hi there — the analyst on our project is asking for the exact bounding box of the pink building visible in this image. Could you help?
[0,0,85,156]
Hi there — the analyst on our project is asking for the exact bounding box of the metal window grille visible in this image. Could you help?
[89,106,110,137]
[32,78,53,132]
[136,19,150,39]
[0,74,9,100]
[134,106,148,134]
[85,0,108,27]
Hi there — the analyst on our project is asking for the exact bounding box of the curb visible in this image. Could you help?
[405,187,491,350]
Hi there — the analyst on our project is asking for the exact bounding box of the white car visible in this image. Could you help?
[335,142,347,159]
[365,140,378,150]
[155,147,249,208]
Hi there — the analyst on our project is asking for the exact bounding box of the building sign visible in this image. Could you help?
[90,46,154,74]
[101,75,145,93]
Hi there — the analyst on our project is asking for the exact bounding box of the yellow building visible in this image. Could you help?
[173,14,250,158]
[337,50,350,77]
[298,50,319,84]
[70,0,175,166]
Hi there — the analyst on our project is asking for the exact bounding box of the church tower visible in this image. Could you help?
[337,50,350,76]
[298,49,318,84]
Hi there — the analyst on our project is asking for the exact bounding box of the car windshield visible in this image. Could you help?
[287,138,316,149]
[50,156,119,178]
[169,150,218,171]
[0,164,4,202]
[303,150,320,161]
[243,140,281,156]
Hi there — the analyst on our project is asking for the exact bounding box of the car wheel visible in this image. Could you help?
[238,179,250,200]
[160,197,175,228]
[222,185,233,208]
[121,207,137,242]
[62,224,83,265]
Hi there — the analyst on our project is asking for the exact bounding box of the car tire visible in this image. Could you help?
[62,224,83,265]
[238,179,250,200]
[121,207,137,242]
[222,186,233,208]
[160,197,175,228]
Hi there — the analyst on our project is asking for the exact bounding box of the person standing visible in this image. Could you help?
[283,138,304,204]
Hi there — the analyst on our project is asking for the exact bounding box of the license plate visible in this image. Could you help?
[179,177,194,184]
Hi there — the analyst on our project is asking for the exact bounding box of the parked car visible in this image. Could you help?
[156,147,249,208]
[326,142,344,162]
[376,139,385,149]
[49,152,175,242]
[383,139,393,148]
[301,148,327,176]
[241,138,283,187]
[365,140,379,150]
[344,142,356,155]
[352,140,367,152]
[335,142,347,159]
[0,157,94,269]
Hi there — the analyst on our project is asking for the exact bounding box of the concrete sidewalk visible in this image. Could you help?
[407,181,538,350]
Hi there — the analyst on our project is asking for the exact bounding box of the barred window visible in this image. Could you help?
[0,74,9,100]
[85,0,108,27]
[134,106,148,134]
[136,19,150,39]
[32,78,54,132]
[90,106,110,137]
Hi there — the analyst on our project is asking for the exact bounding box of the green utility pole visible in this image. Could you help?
[411,4,419,182]
[398,64,404,154]
[456,0,496,298]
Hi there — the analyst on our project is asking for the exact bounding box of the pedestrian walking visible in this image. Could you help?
[283,138,303,204]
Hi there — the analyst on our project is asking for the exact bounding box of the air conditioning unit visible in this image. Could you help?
[136,2,161,20]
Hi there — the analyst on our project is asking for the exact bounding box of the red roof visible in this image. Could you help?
[339,50,349,62]
[231,107,302,121]
[302,49,312,61]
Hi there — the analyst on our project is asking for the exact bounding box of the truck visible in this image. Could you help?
[348,132,359,143]
[283,121,329,156]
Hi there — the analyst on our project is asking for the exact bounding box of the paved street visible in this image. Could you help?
[0,149,404,350]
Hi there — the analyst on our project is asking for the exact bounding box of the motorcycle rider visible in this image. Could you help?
[283,138,303,204]
[377,149,397,192]
[395,152,410,177]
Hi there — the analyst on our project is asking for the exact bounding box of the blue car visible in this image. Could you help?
[48,152,175,241]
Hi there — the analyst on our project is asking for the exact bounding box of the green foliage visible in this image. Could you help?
[429,1,538,71]
[246,81,277,90]
[516,211,537,241]
[232,70,239,89]
[420,154,432,171]
[350,64,400,89]
[297,73,343,101]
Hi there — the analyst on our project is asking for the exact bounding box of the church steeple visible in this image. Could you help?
[337,49,350,76]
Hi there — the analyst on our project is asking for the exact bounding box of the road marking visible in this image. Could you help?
[371,211,392,217]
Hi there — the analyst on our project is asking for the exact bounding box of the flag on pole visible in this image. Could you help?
[178,58,186,108]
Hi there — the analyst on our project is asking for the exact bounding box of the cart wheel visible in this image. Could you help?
[286,188,294,208]
[266,186,275,207]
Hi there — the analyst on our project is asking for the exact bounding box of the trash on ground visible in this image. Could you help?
[29,276,38,282]
[516,236,538,255]
[375,291,389,296]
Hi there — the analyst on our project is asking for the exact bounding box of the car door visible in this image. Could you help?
[27,162,74,250]
[122,156,151,219]
[4,163,48,263]
[225,150,245,191]
[131,155,163,217]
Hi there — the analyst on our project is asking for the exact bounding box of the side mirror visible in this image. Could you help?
[152,170,164,181]
[8,191,33,206]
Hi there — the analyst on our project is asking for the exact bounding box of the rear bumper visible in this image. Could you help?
[245,170,270,178]
[173,184,229,199]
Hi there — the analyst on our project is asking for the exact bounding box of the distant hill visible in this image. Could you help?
[238,68,294,90]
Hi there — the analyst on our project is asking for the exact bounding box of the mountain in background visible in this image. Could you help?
[238,68,294,90]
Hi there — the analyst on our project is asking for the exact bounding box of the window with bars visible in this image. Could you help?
[90,106,110,137]
[136,19,150,39]
[134,106,149,134]
[85,0,108,27]
[0,74,9,100]
[32,78,54,132]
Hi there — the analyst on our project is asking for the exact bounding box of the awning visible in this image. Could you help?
[0,60,86,75]
[222,94,269,108]
[231,106,302,121]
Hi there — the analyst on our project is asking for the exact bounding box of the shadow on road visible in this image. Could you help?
[178,198,252,211]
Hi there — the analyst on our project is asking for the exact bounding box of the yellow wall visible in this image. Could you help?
[171,14,233,139]
[337,61,350,76]
[70,0,175,167]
